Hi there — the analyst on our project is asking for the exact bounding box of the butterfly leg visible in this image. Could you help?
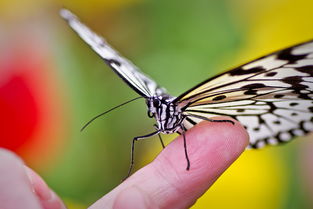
[158,134,165,149]
[205,118,235,125]
[187,114,235,125]
[181,125,190,170]
[124,130,160,180]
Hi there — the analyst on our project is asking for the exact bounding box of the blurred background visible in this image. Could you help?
[1,0,313,208]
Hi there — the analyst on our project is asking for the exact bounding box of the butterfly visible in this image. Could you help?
[60,9,313,177]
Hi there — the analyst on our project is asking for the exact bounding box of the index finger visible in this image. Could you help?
[89,117,249,209]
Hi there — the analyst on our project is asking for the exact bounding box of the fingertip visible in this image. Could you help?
[0,148,25,169]
[193,117,249,155]
[149,117,249,207]
[156,117,248,174]
[25,166,67,209]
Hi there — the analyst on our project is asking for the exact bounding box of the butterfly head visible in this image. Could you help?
[147,96,184,134]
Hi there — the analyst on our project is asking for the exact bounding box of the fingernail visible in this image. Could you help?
[25,166,53,200]
[25,166,67,209]
[44,191,68,209]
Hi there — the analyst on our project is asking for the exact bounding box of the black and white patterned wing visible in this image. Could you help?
[175,40,313,148]
[60,9,166,97]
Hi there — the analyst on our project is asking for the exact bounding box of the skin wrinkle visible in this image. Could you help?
[141,140,196,209]
[137,168,165,209]
[154,147,187,189]
[128,166,174,209]
[134,166,171,208]
[113,185,154,209]
[149,161,187,208]
[135,185,159,209]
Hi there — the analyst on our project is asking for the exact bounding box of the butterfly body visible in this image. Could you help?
[147,96,184,134]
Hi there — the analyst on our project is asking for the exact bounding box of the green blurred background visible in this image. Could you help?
[1,0,313,208]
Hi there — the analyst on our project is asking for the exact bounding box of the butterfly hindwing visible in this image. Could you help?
[177,40,313,148]
[60,9,166,97]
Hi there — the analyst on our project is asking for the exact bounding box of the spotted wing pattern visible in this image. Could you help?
[176,41,313,148]
[60,9,166,97]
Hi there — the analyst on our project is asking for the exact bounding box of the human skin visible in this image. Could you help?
[0,117,249,209]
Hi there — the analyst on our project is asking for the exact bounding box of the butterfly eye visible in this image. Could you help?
[153,100,160,107]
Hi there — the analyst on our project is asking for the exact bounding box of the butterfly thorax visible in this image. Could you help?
[147,96,184,134]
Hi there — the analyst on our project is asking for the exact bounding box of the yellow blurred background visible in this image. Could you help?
[1,0,313,208]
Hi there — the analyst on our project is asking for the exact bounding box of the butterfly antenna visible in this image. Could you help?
[81,96,144,131]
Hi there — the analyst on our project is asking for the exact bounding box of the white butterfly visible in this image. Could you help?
[61,9,313,177]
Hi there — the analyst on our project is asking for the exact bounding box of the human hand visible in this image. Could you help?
[0,118,248,209]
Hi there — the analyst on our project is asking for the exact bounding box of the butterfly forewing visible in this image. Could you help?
[60,9,166,97]
[177,40,313,148]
